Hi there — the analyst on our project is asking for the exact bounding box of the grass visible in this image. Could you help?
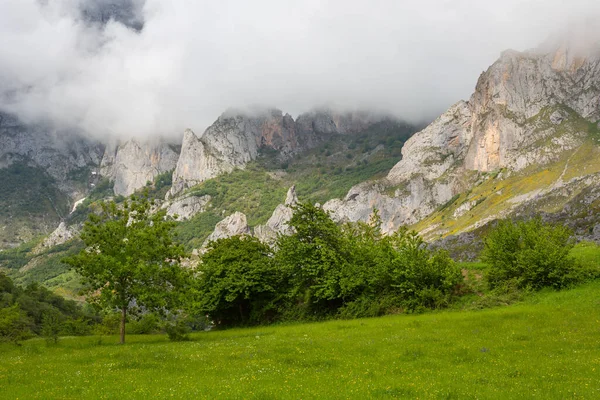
[1,281,600,399]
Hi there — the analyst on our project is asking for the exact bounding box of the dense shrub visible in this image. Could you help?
[193,236,279,326]
[196,204,463,327]
[482,218,585,289]
[0,305,32,344]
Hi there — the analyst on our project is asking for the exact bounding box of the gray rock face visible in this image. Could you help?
[170,108,394,196]
[100,139,179,196]
[80,0,145,31]
[254,186,298,243]
[40,222,76,249]
[204,211,250,245]
[0,112,104,197]
[325,42,600,234]
[170,109,301,196]
[163,194,211,221]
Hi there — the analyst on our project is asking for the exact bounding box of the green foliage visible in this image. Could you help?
[128,313,161,335]
[194,236,278,326]
[0,273,98,342]
[276,203,351,317]
[41,310,62,344]
[196,204,463,326]
[277,205,462,317]
[482,218,586,290]
[0,304,32,344]
[63,195,190,343]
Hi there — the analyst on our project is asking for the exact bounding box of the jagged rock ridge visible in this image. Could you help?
[170,108,394,196]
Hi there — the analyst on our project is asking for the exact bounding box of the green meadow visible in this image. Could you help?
[1,280,599,399]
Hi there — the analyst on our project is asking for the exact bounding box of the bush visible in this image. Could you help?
[164,313,191,341]
[41,310,62,344]
[482,217,584,290]
[128,313,161,334]
[0,305,32,344]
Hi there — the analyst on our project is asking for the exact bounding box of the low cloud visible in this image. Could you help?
[1,0,599,139]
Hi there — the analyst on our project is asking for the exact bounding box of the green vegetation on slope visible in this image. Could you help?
[1,280,599,399]
[0,162,71,247]
[0,240,85,298]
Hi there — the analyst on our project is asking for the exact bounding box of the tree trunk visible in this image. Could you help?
[120,306,126,344]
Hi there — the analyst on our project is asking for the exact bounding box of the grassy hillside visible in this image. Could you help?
[1,280,599,399]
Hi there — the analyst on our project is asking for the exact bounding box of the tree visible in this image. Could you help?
[63,195,188,344]
[275,203,350,316]
[195,236,277,326]
[482,217,581,289]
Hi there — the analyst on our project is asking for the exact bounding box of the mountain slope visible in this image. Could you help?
[324,42,600,239]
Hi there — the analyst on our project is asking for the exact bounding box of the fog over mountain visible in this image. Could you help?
[1,0,599,139]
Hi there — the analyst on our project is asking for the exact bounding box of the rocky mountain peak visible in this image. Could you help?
[169,108,392,197]
[204,211,250,245]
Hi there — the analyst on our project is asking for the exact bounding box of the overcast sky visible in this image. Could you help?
[1,0,599,139]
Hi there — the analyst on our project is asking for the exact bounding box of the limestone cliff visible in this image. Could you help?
[203,212,250,245]
[325,42,600,236]
[170,108,394,197]
[100,139,179,196]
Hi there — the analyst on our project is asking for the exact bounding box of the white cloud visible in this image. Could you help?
[1,0,599,139]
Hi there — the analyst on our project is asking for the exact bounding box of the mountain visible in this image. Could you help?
[0,113,104,246]
[324,41,600,247]
[5,36,600,290]
[169,108,394,196]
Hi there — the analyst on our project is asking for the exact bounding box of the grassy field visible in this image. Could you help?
[1,281,599,399]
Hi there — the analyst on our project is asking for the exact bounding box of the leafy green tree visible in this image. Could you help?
[482,217,581,289]
[64,195,189,344]
[275,203,350,316]
[195,236,277,326]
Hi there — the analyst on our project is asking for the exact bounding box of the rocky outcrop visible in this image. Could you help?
[163,194,211,221]
[324,41,600,235]
[170,109,300,196]
[100,139,179,196]
[254,186,298,243]
[40,222,76,249]
[203,211,250,245]
[169,108,395,196]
